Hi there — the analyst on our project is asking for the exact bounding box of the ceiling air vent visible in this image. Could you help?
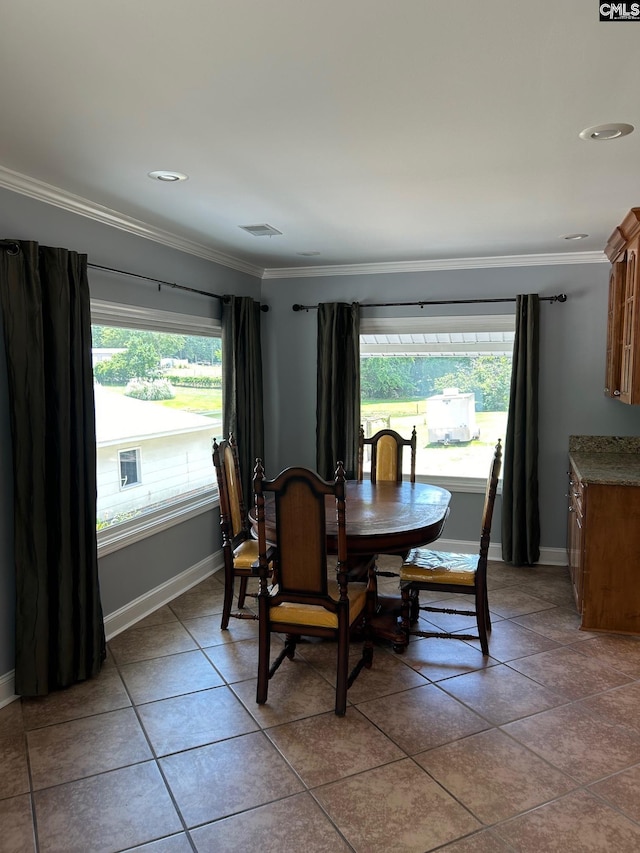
[239,223,283,237]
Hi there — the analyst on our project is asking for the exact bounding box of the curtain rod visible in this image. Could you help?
[292,294,567,311]
[0,242,268,311]
[88,263,268,311]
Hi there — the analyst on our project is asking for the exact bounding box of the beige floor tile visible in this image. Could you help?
[435,829,514,852]
[577,681,640,734]
[0,794,36,853]
[415,728,575,824]
[108,621,198,665]
[168,586,226,621]
[123,835,194,852]
[126,604,180,630]
[486,586,557,618]
[463,618,560,661]
[190,792,352,853]
[137,685,259,755]
[507,645,633,699]
[204,635,283,683]
[438,663,567,725]
[357,683,489,753]
[182,612,260,647]
[570,633,640,678]
[119,650,224,704]
[503,703,640,784]
[494,789,640,852]
[0,700,25,737]
[0,733,30,799]
[231,658,341,726]
[338,647,427,703]
[28,707,152,790]
[589,763,640,823]
[21,666,131,730]
[515,573,576,608]
[266,707,403,786]
[511,605,594,644]
[399,635,497,681]
[10,561,640,853]
[33,762,182,853]
[160,731,304,827]
[314,758,480,853]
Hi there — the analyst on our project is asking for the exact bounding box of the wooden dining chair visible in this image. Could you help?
[212,435,271,630]
[399,439,502,655]
[358,425,417,484]
[254,460,374,716]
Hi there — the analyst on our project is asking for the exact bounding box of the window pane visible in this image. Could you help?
[92,325,222,529]
[360,336,511,479]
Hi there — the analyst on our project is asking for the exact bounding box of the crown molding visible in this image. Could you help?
[0,165,264,278]
[261,251,608,278]
[1,165,609,280]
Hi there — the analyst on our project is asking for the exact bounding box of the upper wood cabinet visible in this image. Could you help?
[604,208,640,404]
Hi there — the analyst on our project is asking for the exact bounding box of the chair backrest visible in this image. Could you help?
[358,426,417,484]
[254,462,347,601]
[478,439,503,559]
[212,435,248,545]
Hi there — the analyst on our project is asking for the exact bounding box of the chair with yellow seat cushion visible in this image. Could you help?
[254,460,374,716]
[358,426,417,484]
[400,439,502,655]
[213,435,272,630]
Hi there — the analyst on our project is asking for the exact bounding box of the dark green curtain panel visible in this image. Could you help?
[0,241,105,696]
[501,293,540,565]
[222,295,265,503]
[316,302,360,480]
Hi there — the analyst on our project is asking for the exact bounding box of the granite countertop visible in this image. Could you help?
[569,435,640,487]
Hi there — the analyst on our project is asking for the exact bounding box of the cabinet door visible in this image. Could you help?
[620,239,640,403]
[605,259,625,398]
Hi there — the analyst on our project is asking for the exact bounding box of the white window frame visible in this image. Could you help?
[91,300,222,556]
[360,314,514,494]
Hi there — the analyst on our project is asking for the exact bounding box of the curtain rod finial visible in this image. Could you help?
[556,293,567,303]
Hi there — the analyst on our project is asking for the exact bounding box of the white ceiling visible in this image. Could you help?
[1,1,637,277]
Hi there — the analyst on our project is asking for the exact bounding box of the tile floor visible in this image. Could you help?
[3,558,640,852]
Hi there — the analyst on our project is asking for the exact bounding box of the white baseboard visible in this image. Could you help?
[104,550,224,640]
[0,550,224,705]
[0,670,18,709]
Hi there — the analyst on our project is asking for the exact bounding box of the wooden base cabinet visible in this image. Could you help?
[567,462,640,634]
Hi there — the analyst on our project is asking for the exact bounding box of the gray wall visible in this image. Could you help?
[262,263,640,551]
[0,187,262,683]
[4,182,640,686]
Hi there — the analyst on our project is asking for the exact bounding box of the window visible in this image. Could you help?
[119,449,140,488]
[91,301,222,548]
[360,315,514,489]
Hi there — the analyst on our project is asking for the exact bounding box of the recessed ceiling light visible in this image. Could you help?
[578,123,634,141]
[147,170,189,182]
[297,251,321,257]
[560,233,589,241]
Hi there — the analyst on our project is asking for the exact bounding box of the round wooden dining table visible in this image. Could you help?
[251,479,451,560]
[250,479,451,651]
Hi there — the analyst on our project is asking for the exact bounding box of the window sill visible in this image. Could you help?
[97,490,219,557]
[415,474,503,495]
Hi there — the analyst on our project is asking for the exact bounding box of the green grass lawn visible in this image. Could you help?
[105,385,222,417]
